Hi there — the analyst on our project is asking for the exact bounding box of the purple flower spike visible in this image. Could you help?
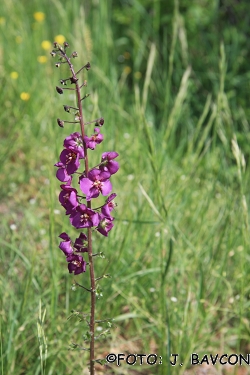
[64,132,85,159]
[52,50,119,280]
[59,232,74,256]
[80,168,112,201]
[83,128,103,150]
[70,204,100,228]
[100,152,119,175]
[59,184,78,214]
[67,254,86,275]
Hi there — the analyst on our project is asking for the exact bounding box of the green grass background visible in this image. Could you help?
[1,0,250,374]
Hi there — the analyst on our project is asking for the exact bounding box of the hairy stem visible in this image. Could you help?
[61,47,96,374]
[76,73,96,375]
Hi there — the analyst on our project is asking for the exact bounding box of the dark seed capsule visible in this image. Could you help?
[57,118,64,127]
[63,105,70,113]
[56,86,63,94]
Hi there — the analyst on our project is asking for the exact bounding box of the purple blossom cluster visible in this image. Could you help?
[51,42,119,276]
[56,131,119,274]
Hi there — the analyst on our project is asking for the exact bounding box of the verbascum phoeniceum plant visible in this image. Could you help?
[51,41,119,374]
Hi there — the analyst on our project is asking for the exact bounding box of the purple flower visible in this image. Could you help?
[83,128,103,150]
[59,233,87,274]
[67,254,86,275]
[59,184,78,214]
[55,149,80,180]
[101,193,117,218]
[97,215,114,237]
[70,204,100,228]
[59,232,74,256]
[80,169,112,201]
[54,161,72,182]
[74,232,88,252]
[64,132,85,159]
[100,152,119,175]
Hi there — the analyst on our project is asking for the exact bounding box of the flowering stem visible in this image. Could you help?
[75,69,96,375]
[59,47,96,375]
[54,43,119,375]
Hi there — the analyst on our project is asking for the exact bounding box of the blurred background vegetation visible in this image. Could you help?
[1,0,250,374]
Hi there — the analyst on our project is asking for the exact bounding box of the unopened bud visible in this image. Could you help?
[56,86,63,94]
[70,76,78,84]
[72,51,78,58]
[50,51,56,57]
[63,41,69,48]
[57,118,64,127]
[63,105,70,113]
[96,117,104,127]
[85,62,91,70]
[55,63,61,68]
[75,112,81,121]
[60,79,66,85]
[53,42,58,48]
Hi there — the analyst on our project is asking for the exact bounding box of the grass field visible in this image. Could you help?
[1,0,250,374]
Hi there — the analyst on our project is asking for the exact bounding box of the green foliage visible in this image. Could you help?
[1,0,250,374]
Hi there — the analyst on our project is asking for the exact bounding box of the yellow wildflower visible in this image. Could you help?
[37,56,47,64]
[20,92,30,101]
[10,72,18,79]
[33,12,45,22]
[41,40,52,50]
[54,35,66,45]
[124,66,132,75]
[124,51,131,59]
[16,36,22,44]
[134,71,142,80]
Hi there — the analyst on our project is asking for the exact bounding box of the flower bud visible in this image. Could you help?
[63,41,69,48]
[53,42,58,48]
[56,86,64,94]
[57,118,64,127]
[50,50,56,57]
[85,62,91,70]
[60,79,66,85]
[72,51,78,58]
[75,112,81,121]
[55,63,61,68]
[95,118,104,127]
[70,76,78,84]
[63,105,70,113]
